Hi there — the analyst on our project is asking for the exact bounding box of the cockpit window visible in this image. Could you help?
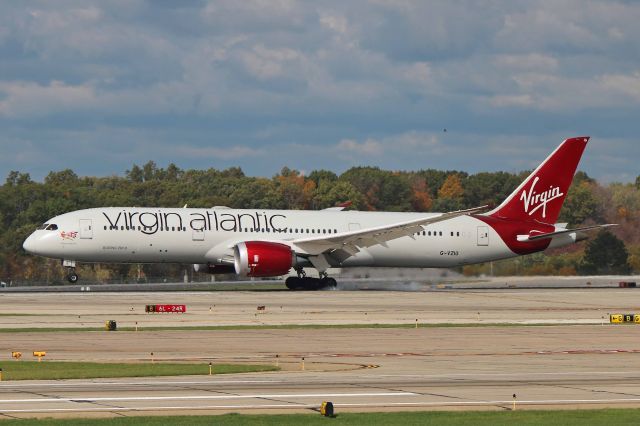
[45,224,58,231]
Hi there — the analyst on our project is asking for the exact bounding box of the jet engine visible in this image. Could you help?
[233,241,295,277]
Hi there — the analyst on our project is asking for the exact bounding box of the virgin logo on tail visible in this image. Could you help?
[520,176,564,219]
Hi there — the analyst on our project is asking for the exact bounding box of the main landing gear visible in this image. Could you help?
[285,269,337,291]
[63,260,79,284]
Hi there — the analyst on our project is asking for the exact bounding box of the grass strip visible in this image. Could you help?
[0,322,593,333]
[0,361,277,380]
[1,409,640,425]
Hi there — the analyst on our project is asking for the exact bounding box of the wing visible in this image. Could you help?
[292,205,488,257]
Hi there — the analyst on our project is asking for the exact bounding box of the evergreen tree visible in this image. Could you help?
[578,230,630,275]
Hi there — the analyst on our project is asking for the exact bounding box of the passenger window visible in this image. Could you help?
[439,231,442,236]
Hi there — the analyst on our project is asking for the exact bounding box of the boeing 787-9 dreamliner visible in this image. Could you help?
[23,137,613,289]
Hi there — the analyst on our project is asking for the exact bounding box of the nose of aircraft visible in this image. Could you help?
[22,233,38,254]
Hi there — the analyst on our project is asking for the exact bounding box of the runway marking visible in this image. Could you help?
[0,392,416,404]
[532,349,640,355]
[375,371,640,378]
[2,370,640,389]
[4,398,640,414]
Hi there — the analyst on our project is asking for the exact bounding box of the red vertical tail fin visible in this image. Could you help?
[487,136,589,224]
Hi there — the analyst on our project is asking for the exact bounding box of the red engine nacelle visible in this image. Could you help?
[233,241,294,277]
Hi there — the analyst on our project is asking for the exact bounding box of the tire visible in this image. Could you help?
[285,277,301,290]
[67,273,79,284]
[325,277,337,288]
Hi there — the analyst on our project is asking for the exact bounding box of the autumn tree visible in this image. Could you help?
[274,167,315,209]
[438,174,464,199]
[434,174,464,211]
[409,177,432,211]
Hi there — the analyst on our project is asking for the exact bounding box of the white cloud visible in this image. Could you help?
[336,138,384,157]
[488,94,534,108]
[494,53,558,71]
[238,45,303,80]
[334,132,443,160]
[601,72,640,102]
[0,81,97,117]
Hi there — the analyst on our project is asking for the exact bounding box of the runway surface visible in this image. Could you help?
[1,287,640,418]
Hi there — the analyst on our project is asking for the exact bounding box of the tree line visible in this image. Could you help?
[1,162,638,283]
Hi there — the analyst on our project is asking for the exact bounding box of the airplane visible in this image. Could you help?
[23,136,614,290]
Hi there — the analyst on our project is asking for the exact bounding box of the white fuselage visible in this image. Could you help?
[23,207,576,269]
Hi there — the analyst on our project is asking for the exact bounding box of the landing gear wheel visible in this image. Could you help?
[323,277,337,288]
[285,276,338,290]
[285,276,302,290]
[67,271,79,284]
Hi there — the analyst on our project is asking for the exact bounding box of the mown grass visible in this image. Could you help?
[0,361,278,380]
[0,322,590,333]
[1,409,640,425]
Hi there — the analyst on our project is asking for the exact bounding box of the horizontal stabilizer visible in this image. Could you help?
[517,224,618,242]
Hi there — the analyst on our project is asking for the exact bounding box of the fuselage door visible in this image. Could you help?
[477,226,489,246]
[79,219,93,239]
[192,227,205,241]
[348,223,361,231]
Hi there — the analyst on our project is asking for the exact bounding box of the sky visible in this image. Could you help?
[1,0,639,183]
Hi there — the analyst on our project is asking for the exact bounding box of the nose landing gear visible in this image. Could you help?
[66,270,79,284]
[62,260,79,284]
